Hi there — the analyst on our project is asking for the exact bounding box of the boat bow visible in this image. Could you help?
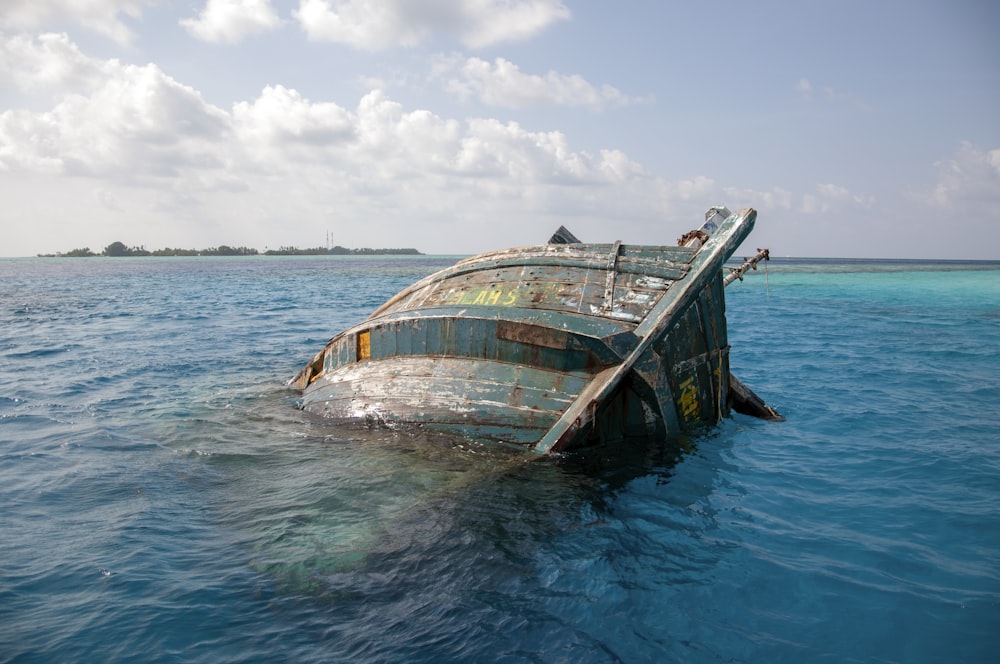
[533,207,756,452]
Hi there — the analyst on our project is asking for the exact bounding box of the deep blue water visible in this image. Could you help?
[1,255,998,663]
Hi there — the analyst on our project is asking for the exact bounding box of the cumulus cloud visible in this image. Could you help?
[181,0,281,43]
[0,49,229,179]
[599,150,645,182]
[438,56,642,110]
[294,0,570,50]
[0,33,109,93]
[0,33,639,190]
[0,0,160,45]
[232,88,630,185]
[234,85,356,146]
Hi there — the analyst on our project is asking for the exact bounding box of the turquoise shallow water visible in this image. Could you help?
[1,255,998,662]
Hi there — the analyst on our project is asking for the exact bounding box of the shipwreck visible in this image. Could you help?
[291,206,781,453]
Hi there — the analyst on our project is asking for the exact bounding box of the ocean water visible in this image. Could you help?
[1,254,998,663]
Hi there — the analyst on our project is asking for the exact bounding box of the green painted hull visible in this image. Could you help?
[293,208,759,453]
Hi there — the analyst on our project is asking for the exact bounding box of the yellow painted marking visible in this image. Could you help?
[678,376,700,421]
[357,330,371,360]
[452,286,524,306]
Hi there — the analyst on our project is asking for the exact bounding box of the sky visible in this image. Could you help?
[1,1,998,259]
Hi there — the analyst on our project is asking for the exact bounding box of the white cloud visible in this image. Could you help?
[234,85,355,145]
[233,87,626,185]
[798,183,873,214]
[460,117,594,182]
[439,56,642,110]
[457,0,571,48]
[294,0,570,50]
[0,0,160,45]
[656,175,715,202]
[181,0,282,43]
[0,38,638,192]
[0,33,108,93]
[796,76,872,112]
[599,150,645,182]
[817,183,874,207]
[723,185,793,211]
[0,38,634,190]
[0,55,229,179]
[925,141,1000,207]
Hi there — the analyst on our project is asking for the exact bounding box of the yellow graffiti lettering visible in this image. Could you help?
[442,286,521,307]
[678,377,699,421]
[453,287,523,306]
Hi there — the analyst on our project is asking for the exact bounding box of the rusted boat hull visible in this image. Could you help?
[292,207,762,453]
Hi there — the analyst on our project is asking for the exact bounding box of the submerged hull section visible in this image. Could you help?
[293,208,758,453]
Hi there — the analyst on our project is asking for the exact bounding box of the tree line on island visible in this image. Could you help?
[40,241,423,257]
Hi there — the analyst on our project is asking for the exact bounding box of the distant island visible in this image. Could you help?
[39,241,423,257]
